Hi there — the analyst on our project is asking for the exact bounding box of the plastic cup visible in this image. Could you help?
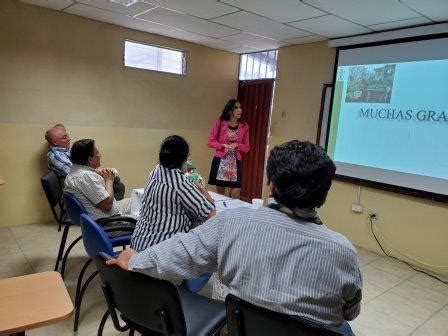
[252,198,264,209]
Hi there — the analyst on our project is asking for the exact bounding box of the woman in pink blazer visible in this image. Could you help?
[208,99,250,199]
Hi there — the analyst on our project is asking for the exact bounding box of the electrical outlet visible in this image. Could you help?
[369,211,378,220]
[351,203,363,213]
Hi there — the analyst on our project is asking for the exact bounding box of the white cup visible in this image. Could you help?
[252,198,264,209]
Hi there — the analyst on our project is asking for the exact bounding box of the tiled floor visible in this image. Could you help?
[1,222,447,336]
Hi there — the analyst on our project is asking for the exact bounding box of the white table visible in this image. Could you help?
[128,189,253,217]
[208,191,253,212]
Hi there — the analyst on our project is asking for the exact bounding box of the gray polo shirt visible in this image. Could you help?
[64,164,120,219]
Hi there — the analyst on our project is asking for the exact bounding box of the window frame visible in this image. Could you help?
[238,49,278,81]
[123,39,188,76]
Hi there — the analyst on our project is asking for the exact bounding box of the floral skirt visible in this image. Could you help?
[208,156,241,188]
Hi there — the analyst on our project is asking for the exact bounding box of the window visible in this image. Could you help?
[124,40,186,75]
[239,50,278,80]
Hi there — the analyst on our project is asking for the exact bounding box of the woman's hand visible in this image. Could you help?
[224,143,237,152]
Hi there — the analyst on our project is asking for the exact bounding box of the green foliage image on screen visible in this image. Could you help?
[345,64,396,103]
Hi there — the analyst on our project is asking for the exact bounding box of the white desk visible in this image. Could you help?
[209,191,253,212]
[128,189,253,217]
[0,272,73,335]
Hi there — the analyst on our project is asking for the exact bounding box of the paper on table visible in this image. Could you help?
[209,191,231,201]
[215,198,253,212]
[127,188,145,217]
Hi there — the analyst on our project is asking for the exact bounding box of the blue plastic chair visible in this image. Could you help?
[73,213,135,332]
[63,193,136,331]
[60,192,136,278]
[182,272,212,293]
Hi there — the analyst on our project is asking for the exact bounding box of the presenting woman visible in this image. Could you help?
[208,99,250,199]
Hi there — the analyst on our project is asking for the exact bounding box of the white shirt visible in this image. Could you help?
[64,164,120,220]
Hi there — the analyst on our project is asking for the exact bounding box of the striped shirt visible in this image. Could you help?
[47,147,72,177]
[131,164,214,251]
[129,206,362,326]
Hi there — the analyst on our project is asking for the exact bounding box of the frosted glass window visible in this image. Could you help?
[239,50,278,80]
[124,40,186,75]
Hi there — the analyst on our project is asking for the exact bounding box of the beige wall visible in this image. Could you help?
[268,42,448,277]
[0,0,239,227]
[2,1,446,278]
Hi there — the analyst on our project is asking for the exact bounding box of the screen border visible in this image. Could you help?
[324,32,448,203]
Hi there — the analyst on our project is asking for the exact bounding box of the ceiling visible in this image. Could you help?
[18,0,448,53]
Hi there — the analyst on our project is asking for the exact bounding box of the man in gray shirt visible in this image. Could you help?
[108,140,362,333]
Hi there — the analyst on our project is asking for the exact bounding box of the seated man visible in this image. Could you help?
[64,139,130,220]
[45,124,125,200]
[131,135,216,250]
[45,124,72,178]
[108,140,362,332]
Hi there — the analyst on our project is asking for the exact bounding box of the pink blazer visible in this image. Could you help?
[208,120,250,160]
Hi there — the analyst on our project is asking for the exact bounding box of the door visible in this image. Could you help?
[238,79,274,202]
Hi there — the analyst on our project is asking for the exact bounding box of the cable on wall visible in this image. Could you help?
[369,215,448,284]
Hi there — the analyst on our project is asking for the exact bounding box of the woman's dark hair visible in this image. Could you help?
[159,135,189,169]
[219,99,240,121]
[266,140,336,210]
[71,139,95,165]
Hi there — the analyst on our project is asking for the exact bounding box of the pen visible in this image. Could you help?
[223,201,227,207]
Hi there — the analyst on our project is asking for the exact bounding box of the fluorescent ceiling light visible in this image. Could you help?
[106,0,140,6]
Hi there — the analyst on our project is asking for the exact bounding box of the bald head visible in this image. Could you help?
[45,127,70,148]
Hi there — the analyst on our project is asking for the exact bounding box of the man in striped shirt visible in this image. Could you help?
[109,140,362,333]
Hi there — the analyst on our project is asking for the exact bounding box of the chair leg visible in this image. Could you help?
[74,270,98,332]
[60,235,83,279]
[129,329,135,336]
[97,309,110,336]
[74,258,93,313]
[54,224,70,272]
[58,222,62,232]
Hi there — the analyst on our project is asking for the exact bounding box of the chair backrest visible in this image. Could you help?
[63,191,88,226]
[80,214,114,259]
[95,253,187,335]
[41,171,64,222]
[225,294,345,336]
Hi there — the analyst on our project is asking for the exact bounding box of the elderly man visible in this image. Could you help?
[64,139,130,220]
[46,125,72,177]
[107,140,362,333]
[45,125,125,200]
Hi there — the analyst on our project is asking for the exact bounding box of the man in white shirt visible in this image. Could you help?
[64,139,129,220]
[45,124,125,200]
